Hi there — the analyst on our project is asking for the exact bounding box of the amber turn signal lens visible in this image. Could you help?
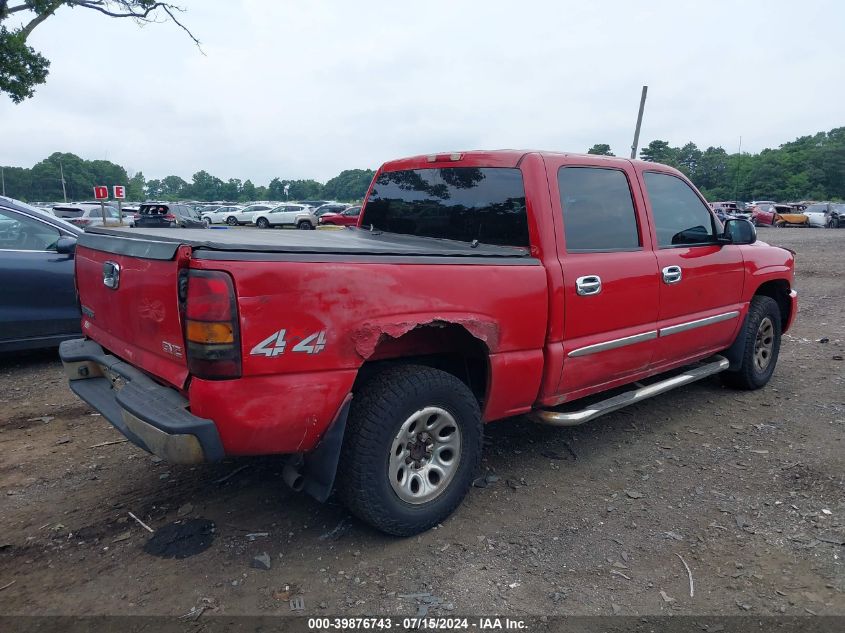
[186,320,234,344]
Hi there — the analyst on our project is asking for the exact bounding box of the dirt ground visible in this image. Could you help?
[0,227,843,618]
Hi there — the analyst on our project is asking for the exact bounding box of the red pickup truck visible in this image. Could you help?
[59,151,797,536]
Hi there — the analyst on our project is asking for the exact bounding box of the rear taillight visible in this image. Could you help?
[183,270,241,379]
[73,218,92,226]
[164,214,176,221]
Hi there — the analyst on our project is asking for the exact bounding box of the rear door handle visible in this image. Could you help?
[662,265,682,284]
[575,275,602,296]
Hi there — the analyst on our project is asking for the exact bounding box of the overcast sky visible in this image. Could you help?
[1,0,843,183]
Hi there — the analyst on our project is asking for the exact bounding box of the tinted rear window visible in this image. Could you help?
[363,167,528,246]
[53,207,83,218]
[140,205,170,215]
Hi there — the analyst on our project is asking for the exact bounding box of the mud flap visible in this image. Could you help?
[723,313,750,371]
[301,394,352,503]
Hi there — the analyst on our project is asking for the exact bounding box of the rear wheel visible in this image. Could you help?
[337,365,482,536]
[721,295,782,390]
[828,217,839,229]
[226,216,238,226]
[256,217,270,229]
[297,220,313,230]
[202,217,211,227]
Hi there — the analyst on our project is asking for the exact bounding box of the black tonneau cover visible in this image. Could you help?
[80,226,533,262]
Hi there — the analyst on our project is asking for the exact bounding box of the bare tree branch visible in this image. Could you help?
[5,1,201,51]
[161,3,201,51]
[20,0,63,38]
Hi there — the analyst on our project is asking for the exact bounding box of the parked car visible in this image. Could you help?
[314,203,350,217]
[253,204,317,229]
[0,196,81,352]
[318,205,361,226]
[136,203,206,229]
[52,203,135,228]
[750,203,809,227]
[201,205,245,226]
[803,202,845,228]
[711,201,750,222]
[222,204,275,226]
[59,150,796,536]
[299,200,330,209]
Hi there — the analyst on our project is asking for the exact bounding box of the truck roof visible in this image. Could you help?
[379,149,666,173]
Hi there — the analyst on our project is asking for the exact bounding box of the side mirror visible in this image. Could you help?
[56,236,77,254]
[722,218,756,245]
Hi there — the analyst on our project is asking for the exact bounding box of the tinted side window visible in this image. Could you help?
[643,172,716,247]
[558,167,640,252]
[363,167,528,247]
[0,209,61,251]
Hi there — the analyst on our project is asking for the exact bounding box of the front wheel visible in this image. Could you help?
[337,365,482,536]
[226,216,238,226]
[256,217,270,229]
[722,295,782,390]
[202,217,211,227]
[828,218,839,229]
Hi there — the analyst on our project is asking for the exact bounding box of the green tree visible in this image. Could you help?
[639,140,677,165]
[189,170,222,201]
[587,144,614,156]
[160,174,188,199]
[239,179,256,201]
[127,171,145,200]
[0,1,199,103]
[220,178,241,201]
[145,178,162,199]
[676,142,702,177]
[322,169,375,201]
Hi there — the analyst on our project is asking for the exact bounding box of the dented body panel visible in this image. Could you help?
[62,150,796,463]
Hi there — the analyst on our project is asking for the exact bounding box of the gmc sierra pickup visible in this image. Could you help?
[59,151,797,535]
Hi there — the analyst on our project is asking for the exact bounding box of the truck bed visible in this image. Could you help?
[80,226,532,260]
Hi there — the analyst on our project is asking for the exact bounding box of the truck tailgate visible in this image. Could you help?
[75,241,188,389]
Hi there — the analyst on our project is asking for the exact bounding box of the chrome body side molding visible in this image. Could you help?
[659,311,740,337]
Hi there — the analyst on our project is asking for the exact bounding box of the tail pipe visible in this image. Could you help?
[283,462,304,492]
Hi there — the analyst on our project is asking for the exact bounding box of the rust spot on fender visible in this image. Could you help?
[351,317,498,359]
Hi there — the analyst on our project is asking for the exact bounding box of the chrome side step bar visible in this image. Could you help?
[530,355,729,427]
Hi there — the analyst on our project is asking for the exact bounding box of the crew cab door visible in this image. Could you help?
[547,158,660,398]
[638,170,744,368]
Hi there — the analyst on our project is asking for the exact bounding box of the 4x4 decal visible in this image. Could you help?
[250,329,327,357]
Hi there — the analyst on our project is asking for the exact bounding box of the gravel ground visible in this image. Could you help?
[0,227,843,618]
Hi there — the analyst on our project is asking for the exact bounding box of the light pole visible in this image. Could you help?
[630,85,648,160]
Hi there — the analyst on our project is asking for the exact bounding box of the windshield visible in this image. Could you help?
[362,167,529,247]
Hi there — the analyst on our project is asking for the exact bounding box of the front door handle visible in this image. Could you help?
[575,275,602,296]
[662,265,682,284]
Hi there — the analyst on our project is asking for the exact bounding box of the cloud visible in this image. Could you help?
[2,0,842,183]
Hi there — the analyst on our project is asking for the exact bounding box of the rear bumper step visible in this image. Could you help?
[59,338,225,463]
[531,355,729,427]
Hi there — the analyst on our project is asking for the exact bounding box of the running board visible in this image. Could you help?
[530,355,729,427]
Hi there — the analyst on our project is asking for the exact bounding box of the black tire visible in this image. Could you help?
[297,220,313,230]
[337,365,482,536]
[827,217,838,229]
[226,216,238,226]
[721,295,782,390]
[256,217,270,229]
[202,217,211,227]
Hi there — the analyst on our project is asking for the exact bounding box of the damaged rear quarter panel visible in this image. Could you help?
[188,258,548,453]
